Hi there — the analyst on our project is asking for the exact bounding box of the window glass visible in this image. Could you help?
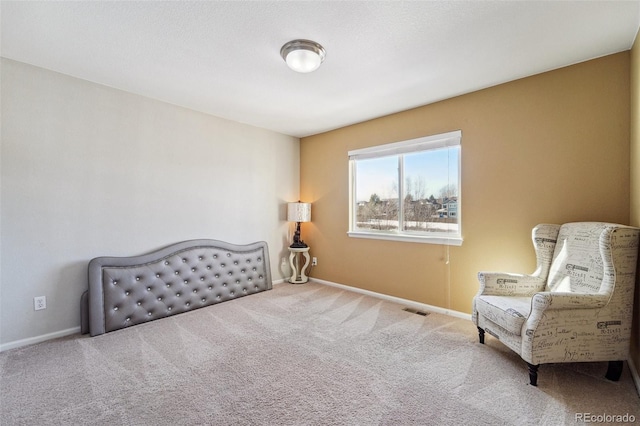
[355,156,399,231]
[348,131,462,245]
[403,147,459,235]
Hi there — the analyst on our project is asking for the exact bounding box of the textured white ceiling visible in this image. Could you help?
[2,1,639,137]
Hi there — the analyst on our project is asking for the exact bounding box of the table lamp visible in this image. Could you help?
[287,201,311,248]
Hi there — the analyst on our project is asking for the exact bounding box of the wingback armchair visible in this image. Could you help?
[472,222,640,386]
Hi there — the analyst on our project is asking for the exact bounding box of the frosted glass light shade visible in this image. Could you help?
[286,49,321,73]
[280,40,326,73]
[287,202,311,223]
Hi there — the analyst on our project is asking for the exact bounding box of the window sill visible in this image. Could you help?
[347,231,463,246]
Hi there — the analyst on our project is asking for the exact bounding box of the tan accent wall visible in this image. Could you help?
[301,53,630,315]
[630,35,640,372]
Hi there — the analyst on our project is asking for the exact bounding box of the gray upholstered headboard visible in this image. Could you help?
[81,239,272,336]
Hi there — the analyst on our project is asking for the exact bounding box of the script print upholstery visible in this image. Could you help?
[473,222,640,384]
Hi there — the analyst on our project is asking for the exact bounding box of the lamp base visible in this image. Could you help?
[290,221,308,248]
[289,241,308,248]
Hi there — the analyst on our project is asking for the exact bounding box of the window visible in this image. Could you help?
[348,130,462,245]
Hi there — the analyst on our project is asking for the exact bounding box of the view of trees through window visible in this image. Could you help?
[354,146,459,235]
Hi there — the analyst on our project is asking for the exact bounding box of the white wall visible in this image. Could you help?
[0,59,300,346]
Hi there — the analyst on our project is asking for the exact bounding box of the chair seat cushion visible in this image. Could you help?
[475,296,532,335]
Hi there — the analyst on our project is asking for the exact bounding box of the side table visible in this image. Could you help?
[288,247,311,284]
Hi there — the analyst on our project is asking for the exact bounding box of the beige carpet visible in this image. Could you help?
[1,282,639,425]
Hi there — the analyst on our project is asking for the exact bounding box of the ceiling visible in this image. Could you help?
[2,1,640,138]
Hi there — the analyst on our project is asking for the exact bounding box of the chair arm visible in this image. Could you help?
[522,291,613,365]
[531,291,610,310]
[477,272,546,296]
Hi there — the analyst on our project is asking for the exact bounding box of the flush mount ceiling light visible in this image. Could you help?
[280,39,326,73]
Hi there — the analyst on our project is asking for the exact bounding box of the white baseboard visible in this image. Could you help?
[0,326,81,352]
[627,356,640,397]
[309,277,471,321]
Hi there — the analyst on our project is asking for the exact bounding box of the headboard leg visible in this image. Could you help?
[80,290,89,335]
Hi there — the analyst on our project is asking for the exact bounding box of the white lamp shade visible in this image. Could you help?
[287,202,311,222]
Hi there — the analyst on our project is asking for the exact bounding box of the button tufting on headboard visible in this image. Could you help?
[81,239,272,336]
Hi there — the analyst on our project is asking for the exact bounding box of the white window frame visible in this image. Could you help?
[348,130,462,246]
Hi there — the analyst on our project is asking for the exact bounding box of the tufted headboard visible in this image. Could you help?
[81,239,272,336]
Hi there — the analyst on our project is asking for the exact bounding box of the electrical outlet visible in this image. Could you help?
[312,257,318,266]
[34,296,46,311]
[281,257,287,267]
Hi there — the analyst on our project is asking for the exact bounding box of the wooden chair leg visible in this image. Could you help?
[605,361,623,381]
[526,362,539,386]
[477,327,485,344]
